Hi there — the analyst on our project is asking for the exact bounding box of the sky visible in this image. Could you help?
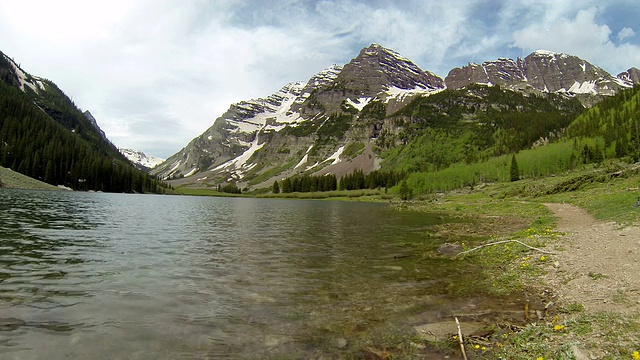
[1,0,640,159]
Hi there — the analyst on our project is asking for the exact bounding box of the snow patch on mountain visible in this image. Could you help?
[295,145,314,169]
[212,134,265,179]
[346,97,372,111]
[3,54,45,93]
[307,64,343,88]
[385,85,443,103]
[224,81,306,135]
[119,148,165,169]
[567,80,597,94]
[326,145,345,165]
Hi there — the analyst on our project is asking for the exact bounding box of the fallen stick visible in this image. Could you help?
[454,239,558,258]
[455,317,468,360]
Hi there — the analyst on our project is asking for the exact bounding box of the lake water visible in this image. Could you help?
[0,189,501,359]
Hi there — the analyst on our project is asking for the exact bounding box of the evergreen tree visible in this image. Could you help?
[510,154,520,182]
[272,180,280,194]
[282,178,292,193]
[593,142,604,163]
[631,115,640,161]
[398,179,412,201]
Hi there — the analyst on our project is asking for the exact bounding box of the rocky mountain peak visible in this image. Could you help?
[119,148,165,171]
[618,67,640,84]
[336,43,444,97]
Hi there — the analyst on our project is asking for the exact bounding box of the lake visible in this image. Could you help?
[0,189,504,359]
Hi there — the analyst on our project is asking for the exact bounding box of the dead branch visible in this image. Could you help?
[455,317,468,360]
[454,239,558,259]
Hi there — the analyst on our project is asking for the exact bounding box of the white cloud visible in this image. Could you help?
[512,6,640,74]
[618,27,636,42]
[1,1,639,158]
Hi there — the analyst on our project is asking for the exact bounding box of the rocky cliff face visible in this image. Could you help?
[445,58,527,90]
[446,50,636,97]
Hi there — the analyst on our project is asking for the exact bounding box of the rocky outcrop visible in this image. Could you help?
[83,111,109,143]
[446,50,633,96]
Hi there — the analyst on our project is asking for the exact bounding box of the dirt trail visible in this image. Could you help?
[543,203,640,314]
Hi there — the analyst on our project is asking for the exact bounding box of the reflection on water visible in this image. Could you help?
[0,189,495,358]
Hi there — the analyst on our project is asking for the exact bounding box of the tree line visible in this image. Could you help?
[272,169,404,193]
[275,174,338,193]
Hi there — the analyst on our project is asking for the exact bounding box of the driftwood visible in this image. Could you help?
[454,239,558,259]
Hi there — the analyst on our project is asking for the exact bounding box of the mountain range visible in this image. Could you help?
[150,44,639,191]
[1,44,638,193]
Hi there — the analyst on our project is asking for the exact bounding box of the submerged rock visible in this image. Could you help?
[437,243,463,255]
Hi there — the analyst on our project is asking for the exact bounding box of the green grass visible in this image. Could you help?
[536,165,640,224]
[174,186,388,200]
[403,141,580,195]
[173,187,244,197]
[246,159,298,186]
[342,142,365,159]
[258,189,385,200]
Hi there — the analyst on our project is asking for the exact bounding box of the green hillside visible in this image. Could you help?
[403,85,640,195]
[378,85,584,173]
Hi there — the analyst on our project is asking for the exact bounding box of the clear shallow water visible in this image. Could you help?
[1,189,482,359]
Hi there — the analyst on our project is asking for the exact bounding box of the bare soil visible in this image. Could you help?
[543,203,640,314]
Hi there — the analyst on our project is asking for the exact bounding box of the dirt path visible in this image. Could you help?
[543,203,640,314]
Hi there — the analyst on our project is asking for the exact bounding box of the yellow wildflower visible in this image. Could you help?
[540,255,546,261]
[537,357,544,360]
[553,324,565,331]
[633,350,640,360]
[474,344,480,349]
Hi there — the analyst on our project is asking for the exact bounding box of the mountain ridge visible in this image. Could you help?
[445,50,635,99]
